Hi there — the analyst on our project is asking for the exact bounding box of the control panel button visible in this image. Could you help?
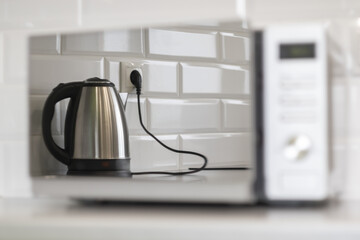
[283,135,311,161]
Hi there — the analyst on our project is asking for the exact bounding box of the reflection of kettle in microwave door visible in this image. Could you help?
[42,77,131,176]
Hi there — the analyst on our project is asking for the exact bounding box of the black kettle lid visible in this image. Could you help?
[83,77,115,87]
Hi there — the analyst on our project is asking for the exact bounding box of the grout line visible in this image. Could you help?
[100,57,105,79]
[60,51,145,58]
[219,99,224,132]
[217,32,223,63]
[103,57,109,79]
[143,28,149,58]
[178,134,183,170]
[33,52,250,69]
[30,54,105,61]
[177,62,182,97]
[146,53,219,64]
[56,34,62,55]
[145,97,150,129]
[60,35,65,55]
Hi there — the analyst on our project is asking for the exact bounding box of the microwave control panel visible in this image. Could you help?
[260,25,328,201]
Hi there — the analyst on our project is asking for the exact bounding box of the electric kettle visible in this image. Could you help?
[42,77,131,176]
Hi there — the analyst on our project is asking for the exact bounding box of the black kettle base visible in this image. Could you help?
[67,170,132,178]
[67,158,131,177]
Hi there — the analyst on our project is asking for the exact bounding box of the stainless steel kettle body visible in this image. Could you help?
[42,77,131,176]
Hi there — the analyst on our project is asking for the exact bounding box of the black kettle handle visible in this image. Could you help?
[42,82,83,166]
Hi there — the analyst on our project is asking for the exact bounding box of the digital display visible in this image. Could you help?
[280,43,315,59]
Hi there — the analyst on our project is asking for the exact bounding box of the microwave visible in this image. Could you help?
[31,24,330,204]
[253,25,329,202]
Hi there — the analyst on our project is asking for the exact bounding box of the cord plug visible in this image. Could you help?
[130,70,142,95]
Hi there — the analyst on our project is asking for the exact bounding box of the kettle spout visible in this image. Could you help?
[119,92,129,110]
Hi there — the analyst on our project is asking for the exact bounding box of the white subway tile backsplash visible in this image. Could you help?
[222,99,250,130]
[30,136,49,176]
[105,59,121,90]
[62,32,98,53]
[148,29,218,59]
[62,30,143,55]
[180,133,251,168]
[30,135,67,176]
[182,64,249,96]
[125,95,147,134]
[27,24,252,177]
[103,30,143,54]
[221,33,249,63]
[30,55,103,94]
[30,35,59,54]
[130,135,179,171]
[30,95,61,136]
[148,98,221,133]
[142,61,178,95]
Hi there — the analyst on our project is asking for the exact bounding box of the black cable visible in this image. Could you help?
[131,93,208,176]
[129,69,208,175]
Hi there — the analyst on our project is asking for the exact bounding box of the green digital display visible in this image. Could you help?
[280,43,315,59]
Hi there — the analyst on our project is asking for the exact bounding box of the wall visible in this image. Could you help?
[28,22,251,175]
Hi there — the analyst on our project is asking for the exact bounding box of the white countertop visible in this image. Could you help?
[33,170,254,203]
[0,198,360,240]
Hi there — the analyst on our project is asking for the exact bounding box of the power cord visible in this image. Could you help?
[130,70,208,176]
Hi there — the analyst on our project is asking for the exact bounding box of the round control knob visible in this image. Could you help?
[283,135,311,161]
